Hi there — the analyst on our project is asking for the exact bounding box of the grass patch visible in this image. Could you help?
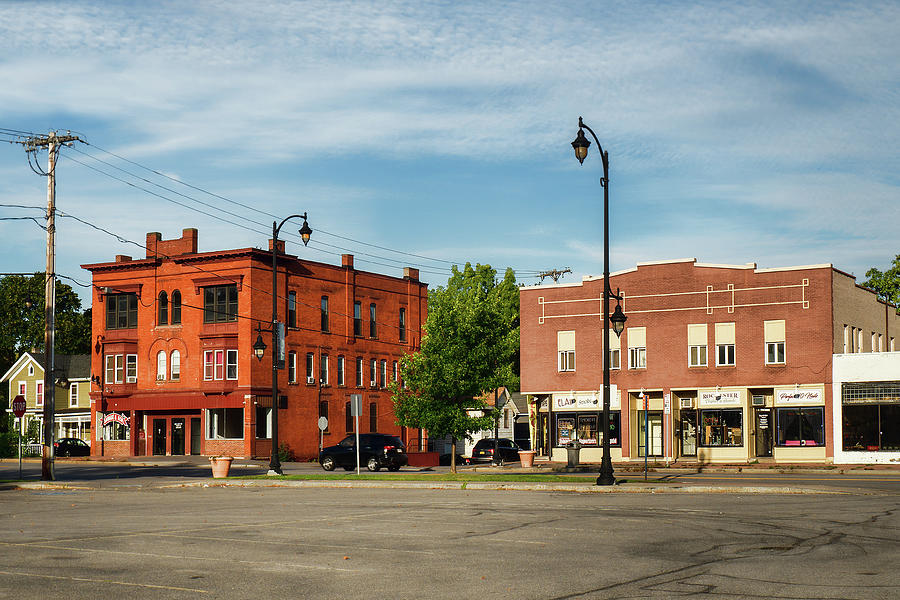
[236,472,593,483]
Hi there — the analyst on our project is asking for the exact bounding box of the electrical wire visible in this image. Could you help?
[56,209,423,341]
[79,141,540,276]
[67,146,458,276]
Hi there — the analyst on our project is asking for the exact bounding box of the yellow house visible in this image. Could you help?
[2,352,92,443]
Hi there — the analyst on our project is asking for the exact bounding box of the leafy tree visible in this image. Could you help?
[863,255,900,314]
[391,263,519,472]
[0,274,91,412]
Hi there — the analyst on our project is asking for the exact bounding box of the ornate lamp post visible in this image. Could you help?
[571,117,627,486]
[253,213,312,475]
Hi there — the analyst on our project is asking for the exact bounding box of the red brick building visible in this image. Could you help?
[82,228,427,460]
[520,259,900,465]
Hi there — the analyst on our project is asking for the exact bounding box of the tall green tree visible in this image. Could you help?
[0,273,92,380]
[391,263,519,471]
[863,255,900,314]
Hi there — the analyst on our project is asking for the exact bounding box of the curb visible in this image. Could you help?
[3,479,847,495]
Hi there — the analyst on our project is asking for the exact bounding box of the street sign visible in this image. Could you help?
[317,416,328,431]
[350,394,362,417]
[11,395,26,418]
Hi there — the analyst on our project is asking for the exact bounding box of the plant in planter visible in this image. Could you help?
[209,455,234,478]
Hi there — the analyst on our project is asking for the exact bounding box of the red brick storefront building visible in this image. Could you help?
[521,259,899,465]
[82,228,427,460]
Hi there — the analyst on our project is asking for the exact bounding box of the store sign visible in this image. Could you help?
[553,386,618,411]
[699,390,741,406]
[776,389,823,405]
[101,412,129,427]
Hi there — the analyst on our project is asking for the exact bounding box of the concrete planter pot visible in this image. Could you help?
[518,450,537,468]
[209,456,234,478]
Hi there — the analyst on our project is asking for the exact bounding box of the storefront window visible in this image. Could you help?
[102,422,129,441]
[555,412,620,447]
[843,404,900,451]
[207,408,243,439]
[776,407,824,447]
[700,409,743,446]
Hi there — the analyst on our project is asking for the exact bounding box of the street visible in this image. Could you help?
[1,480,899,599]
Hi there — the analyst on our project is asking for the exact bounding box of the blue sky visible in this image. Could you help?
[1,0,899,305]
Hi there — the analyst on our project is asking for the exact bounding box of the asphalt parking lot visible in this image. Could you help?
[2,485,899,599]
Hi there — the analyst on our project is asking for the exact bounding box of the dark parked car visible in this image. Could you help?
[55,437,90,457]
[471,438,520,464]
[439,453,470,466]
[319,433,408,472]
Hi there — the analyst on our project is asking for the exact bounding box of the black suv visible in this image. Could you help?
[471,438,520,464]
[319,433,408,472]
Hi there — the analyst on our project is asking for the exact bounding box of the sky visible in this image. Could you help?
[1,0,899,306]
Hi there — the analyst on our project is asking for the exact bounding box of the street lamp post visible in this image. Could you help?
[253,213,312,475]
[571,117,627,486]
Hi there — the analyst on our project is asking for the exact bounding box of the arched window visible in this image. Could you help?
[158,291,168,325]
[156,351,167,381]
[170,350,181,381]
[171,290,182,324]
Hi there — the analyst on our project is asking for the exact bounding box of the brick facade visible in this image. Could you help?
[82,228,427,460]
[521,259,900,465]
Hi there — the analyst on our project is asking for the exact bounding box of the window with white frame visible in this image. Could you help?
[356,357,363,387]
[125,354,137,382]
[715,322,735,367]
[69,382,78,407]
[392,360,398,382]
[557,330,575,372]
[105,355,122,383]
[203,350,235,381]
[226,350,238,380]
[627,327,646,369]
[379,359,387,388]
[608,331,621,369]
[688,323,708,367]
[764,320,786,365]
[170,350,181,381]
[18,381,26,397]
[337,356,345,386]
[288,351,297,383]
[36,381,43,406]
[843,325,849,353]
[857,329,863,353]
[369,359,377,386]
[306,352,315,383]
[156,351,167,381]
[321,354,329,386]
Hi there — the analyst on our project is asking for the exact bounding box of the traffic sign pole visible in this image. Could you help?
[12,395,26,480]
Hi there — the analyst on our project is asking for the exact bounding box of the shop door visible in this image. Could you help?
[638,412,663,457]
[190,418,201,455]
[172,418,186,455]
[681,411,697,456]
[152,419,167,455]
[538,414,549,455]
[755,409,773,457]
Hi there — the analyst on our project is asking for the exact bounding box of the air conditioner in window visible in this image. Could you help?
[751,395,766,407]
[306,376,316,385]
[679,398,693,409]
[156,375,166,381]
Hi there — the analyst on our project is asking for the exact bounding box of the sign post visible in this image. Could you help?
[350,394,362,475]
[12,395,26,480]
[317,416,328,456]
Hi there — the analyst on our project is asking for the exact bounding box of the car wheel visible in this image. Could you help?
[321,456,336,471]
[367,456,380,472]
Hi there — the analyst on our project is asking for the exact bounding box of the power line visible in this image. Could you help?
[56,209,418,341]
[78,141,540,275]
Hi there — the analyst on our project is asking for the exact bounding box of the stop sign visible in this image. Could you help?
[11,394,26,418]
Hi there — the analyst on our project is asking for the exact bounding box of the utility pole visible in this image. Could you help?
[16,131,83,481]
[536,267,572,284]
